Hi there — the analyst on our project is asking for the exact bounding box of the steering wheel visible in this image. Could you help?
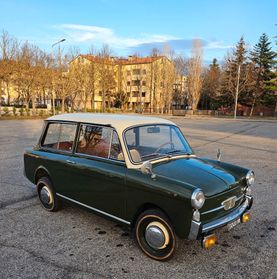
[154,142,173,154]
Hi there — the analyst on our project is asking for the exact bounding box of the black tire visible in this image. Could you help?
[37,177,60,212]
[135,209,177,261]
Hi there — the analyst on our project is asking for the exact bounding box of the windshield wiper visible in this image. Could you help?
[166,150,191,155]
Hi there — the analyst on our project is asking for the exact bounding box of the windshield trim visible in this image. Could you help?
[123,123,193,165]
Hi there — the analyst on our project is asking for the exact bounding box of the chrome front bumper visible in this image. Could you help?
[188,195,253,240]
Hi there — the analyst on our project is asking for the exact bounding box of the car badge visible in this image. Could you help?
[222,196,236,210]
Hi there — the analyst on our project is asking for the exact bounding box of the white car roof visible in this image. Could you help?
[47,113,175,133]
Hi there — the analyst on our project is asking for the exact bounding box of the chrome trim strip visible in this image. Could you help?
[202,198,249,233]
[201,194,244,215]
[56,193,131,225]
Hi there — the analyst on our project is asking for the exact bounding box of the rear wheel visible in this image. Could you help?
[135,209,177,261]
[37,177,60,212]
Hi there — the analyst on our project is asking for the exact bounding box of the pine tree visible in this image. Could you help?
[200,58,221,109]
[250,33,276,81]
[250,33,276,107]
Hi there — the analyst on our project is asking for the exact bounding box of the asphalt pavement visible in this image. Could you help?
[0,117,276,279]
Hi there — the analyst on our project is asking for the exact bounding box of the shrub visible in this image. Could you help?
[19,108,24,116]
[39,109,44,117]
[13,106,17,116]
[3,107,9,116]
[25,108,30,116]
[36,104,47,109]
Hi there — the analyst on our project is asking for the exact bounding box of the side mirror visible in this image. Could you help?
[141,161,156,179]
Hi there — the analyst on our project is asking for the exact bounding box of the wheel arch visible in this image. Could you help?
[34,166,51,186]
[131,203,172,228]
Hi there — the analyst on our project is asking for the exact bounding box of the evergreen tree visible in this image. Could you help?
[250,33,276,107]
[250,33,276,81]
[200,58,221,109]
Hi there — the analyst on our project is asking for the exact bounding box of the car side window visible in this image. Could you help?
[77,125,112,158]
[109,130,124,161]
[42,123,77,151]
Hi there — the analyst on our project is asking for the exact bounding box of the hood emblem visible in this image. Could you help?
[222,196,236,210]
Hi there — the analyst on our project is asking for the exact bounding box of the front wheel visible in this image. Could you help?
[37,177,60,212]
[135,209,177,261]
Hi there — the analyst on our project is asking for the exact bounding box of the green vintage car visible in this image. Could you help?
[24,113,254,260]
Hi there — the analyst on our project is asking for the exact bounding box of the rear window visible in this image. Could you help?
[42,122,77,151]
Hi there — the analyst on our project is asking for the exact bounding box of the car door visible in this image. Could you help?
[59,124,127,221]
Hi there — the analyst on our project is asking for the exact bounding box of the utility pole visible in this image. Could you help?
[234,63,241,119]
[52,39,66,115]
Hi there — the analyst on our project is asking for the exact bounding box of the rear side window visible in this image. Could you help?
[76,125,124,161]
[76,124,112,158]
[42,123,77,151]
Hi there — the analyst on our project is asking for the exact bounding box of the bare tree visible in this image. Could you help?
[160,45,175,113]
[173,55,188,108]
[187,39,203,111]
[0,30,18,110]
[97,45,116,112]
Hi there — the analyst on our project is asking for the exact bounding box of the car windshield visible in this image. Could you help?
[124,124,192,163]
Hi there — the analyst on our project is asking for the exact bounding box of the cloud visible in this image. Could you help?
[54,24,179,49]
[205,41,233,50]
[129,38,211,55]
[52,24,232,57]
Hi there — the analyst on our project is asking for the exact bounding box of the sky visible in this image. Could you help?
[0,0,276,63]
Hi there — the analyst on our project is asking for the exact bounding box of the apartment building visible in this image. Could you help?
[70,54,176,112]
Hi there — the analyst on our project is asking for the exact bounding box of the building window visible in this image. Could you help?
[127,81,131,86]
[132,91,139,97]
[142,92,146,97]
[132,69,141,75]
[142,69,146,75]
[142,81,146,86]
[132,80,140,86]
[127,92,131,97]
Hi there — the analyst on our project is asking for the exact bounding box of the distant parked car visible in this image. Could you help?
[24,113,253,260]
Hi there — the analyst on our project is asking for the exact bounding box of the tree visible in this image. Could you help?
[97,45,116,112]
[250,33,276,108]
[220,37,249,111]
[251,33,276,81]
[200,58,221,109]
[0,31,18,107]
[173,55,188,108]
[114,62,128,110]
[187,39,203,111]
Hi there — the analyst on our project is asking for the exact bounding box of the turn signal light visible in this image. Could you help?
[242,212,250,223]
[202,234,217,249]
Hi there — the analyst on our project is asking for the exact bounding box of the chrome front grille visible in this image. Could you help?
[202,194,245,216]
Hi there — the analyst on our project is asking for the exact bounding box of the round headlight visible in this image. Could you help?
[191,189,205,209]
[246,170,255,187]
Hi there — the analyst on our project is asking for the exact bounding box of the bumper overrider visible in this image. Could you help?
[188,195,253,241]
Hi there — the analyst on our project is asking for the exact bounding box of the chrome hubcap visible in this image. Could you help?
[40,186,52,205]
[145,225,166,249]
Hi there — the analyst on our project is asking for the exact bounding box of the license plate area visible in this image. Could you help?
[227,218,240,231]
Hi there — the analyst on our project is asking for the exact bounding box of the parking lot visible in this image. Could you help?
[0,117,276,279]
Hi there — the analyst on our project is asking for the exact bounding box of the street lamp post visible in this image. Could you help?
[51,39,66,115]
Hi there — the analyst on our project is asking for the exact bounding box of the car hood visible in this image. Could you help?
[153,157,242,197]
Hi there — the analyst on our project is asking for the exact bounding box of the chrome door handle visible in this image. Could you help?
[66,159,76,164]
